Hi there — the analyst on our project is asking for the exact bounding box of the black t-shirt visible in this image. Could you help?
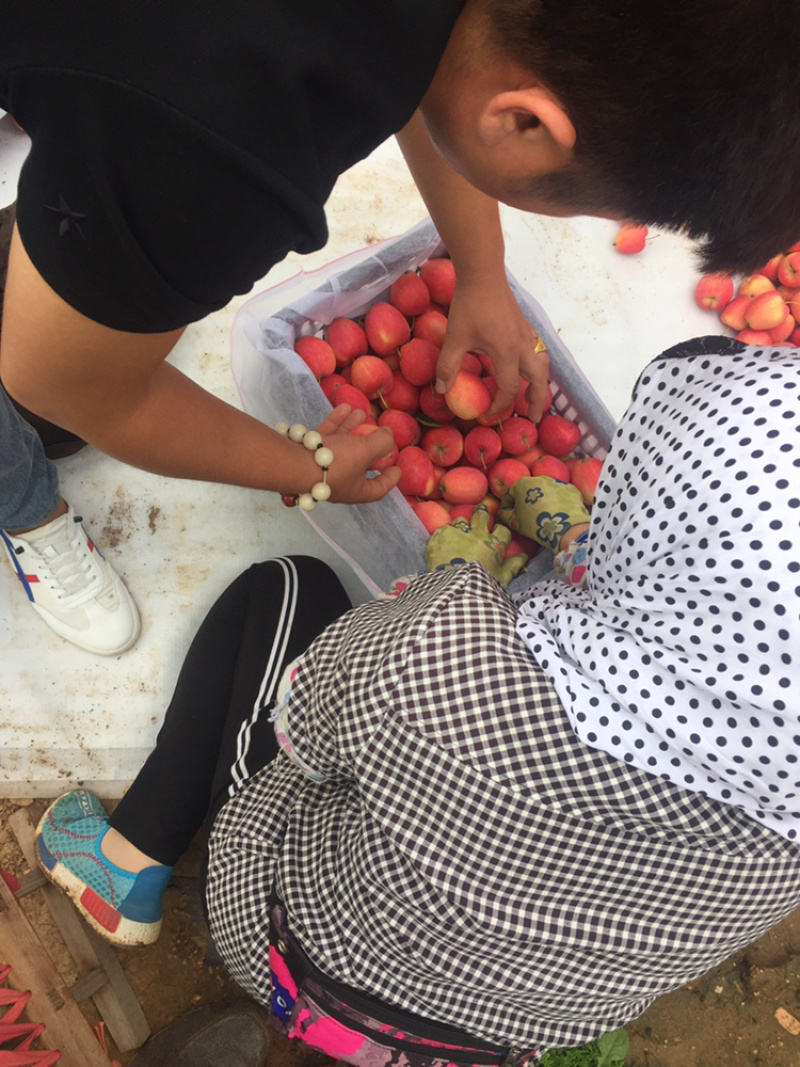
[1,0,464,331]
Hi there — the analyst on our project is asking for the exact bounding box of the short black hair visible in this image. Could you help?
[485,0,800,274]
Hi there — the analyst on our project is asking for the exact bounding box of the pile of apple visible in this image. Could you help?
[292,255,602,560]
[692,243,800,346]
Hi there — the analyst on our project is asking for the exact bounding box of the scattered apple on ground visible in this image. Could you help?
[291,253,606,552]
[614,223,648,254]
[694,273,734,311]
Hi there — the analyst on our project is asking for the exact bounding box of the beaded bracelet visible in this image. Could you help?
[275,422,334,511]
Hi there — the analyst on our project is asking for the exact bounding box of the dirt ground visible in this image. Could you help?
[2,797,800,1067]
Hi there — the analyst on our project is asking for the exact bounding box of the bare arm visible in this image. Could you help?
[396,112,549,419]
[0,225,399,503]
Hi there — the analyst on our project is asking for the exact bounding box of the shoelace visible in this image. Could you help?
[0,869,119,1066]
[33,517,103,605]
[0,963,61,1067]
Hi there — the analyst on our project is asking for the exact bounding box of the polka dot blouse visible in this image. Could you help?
[514,340,800,841]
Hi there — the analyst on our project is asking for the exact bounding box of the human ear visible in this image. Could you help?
[478,87,576,152]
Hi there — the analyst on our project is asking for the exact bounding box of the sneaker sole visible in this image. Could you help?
[30,597,142,656]
[35,800,162,947]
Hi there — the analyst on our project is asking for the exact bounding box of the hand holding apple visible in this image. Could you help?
[424,505,529,588]
[312,403,401,504]
[433,273,551,423]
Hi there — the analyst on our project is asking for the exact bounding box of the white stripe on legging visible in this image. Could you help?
[228,556,299,796]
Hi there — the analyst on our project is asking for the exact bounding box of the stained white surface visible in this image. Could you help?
[501,211,719,419]
[0,137,722,796]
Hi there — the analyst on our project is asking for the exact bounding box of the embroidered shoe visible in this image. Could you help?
[36,790,173,947]
[1,503,140,655]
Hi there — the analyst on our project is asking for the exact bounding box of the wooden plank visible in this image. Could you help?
[71,966,110,1003]
[14,868,49,896]
[82,927,152,1051]
[0,873,112,1067]
[7,807,151,1052]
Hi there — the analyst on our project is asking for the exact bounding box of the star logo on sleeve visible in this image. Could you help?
[45,194,88,238]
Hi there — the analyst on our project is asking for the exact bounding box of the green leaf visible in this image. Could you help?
[537,1029,629,1067]
[538,1045,597,1066]
[595,1028,629,1066]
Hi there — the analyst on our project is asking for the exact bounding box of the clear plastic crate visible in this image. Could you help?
[231,218,617,595]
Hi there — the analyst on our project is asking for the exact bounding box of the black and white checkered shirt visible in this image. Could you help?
[207,561,800,1056]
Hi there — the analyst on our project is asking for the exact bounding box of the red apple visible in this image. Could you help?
[464,425,502,470]
[756,254,784,282]
[448,503,481,525]
[518,443,546,470]
[413,309,448,349]
[320,373,372,413]
[294,335,336,379]
[476,376,515,427]
[397,446,436,497]
[429,464,447,500]
[445,371,492,420]
[382,370,420,414]
[570,456,604,506]
[769,314,796,344]
[504,534,540,561]
[530,455,571,482]
[440,466,489,506]
[738,274,775,300]
[537,414,582,457]
[460,352,483,376]
[418,383,456,423]
[412,499,452,535]
[422,425,464,468]
[399,337,441,387]
[320,372,345,397]
[746,290,788,331]
[790,325,800,346]
[377,409,421,449]
[513,378,531,417]
[325,317,368,366]
[488,457,529,498]
[389,271,430,317]
[778,251,800,288]
[419,257,456,306]
[364,301,411,356]
[736,328,774,345]
[719,294,751,332]
[500,417,538,456]
[350,355,394,400]
[694,272,734,311]
[614,223,648,254]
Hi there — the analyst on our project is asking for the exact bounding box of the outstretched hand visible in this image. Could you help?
[424,505,529,588]
[435,277,550,421]
[317,404,401,504]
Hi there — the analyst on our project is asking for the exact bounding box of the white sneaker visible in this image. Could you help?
[1,504,141,655]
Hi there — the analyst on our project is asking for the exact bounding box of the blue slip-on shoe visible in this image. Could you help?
[36,790,173,947]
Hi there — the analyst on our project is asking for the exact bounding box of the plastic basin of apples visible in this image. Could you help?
[231,218,617,595]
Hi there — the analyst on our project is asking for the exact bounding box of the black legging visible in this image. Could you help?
[109,556,352,865]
